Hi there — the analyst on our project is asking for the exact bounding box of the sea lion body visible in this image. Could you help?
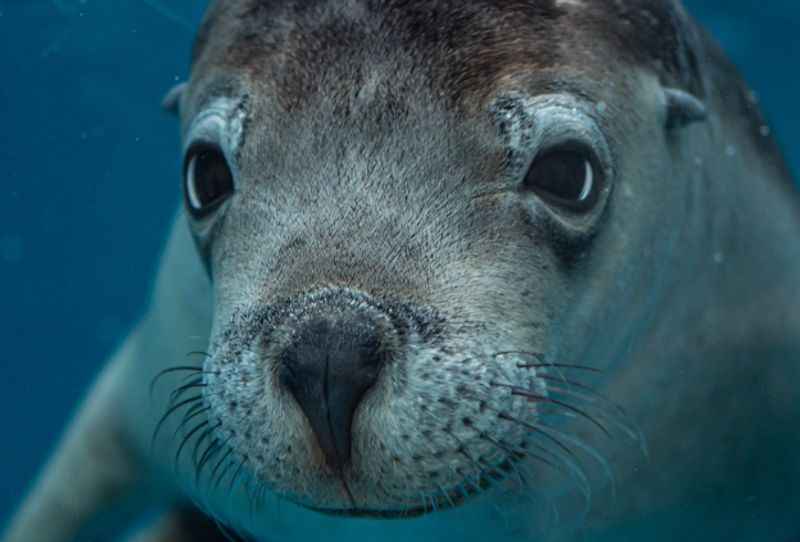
[4,1,800,541]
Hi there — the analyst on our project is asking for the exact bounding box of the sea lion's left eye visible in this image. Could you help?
[183,143,234,218]
[522,146,600,211]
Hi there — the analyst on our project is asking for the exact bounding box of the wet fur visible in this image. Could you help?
[3,1,800,542]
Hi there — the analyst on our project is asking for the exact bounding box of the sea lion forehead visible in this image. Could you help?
[190,0,702,109]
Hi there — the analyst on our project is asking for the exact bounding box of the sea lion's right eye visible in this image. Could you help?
[522,144,602,212]
[183,143,234,218]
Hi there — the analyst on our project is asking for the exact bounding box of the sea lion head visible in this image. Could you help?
[160,0,755,527]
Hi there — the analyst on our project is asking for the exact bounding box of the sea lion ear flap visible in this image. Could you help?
[663,87,708,129]
[162,82,187,116]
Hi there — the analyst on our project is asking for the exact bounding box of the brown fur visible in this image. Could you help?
[190,1,703,108]
[186,0,790,174]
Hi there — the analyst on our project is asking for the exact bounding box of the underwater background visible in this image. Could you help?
[0,0,797,535]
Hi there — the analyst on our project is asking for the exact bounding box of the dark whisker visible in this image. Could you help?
[192,422,222,470]
[477,432,527,488]
[149,366,209,397]
[214,458,238,492]
[151,395,203,448]
[210,446,235,490]
[497,411,577,461]
[253,481,270,519]
[229,456,249,496]
[196,438,224,484]
[169,377,208,404]
[493,381,611,437]
[174,402,210,435]
[451,440,492,494]
[537,381,642,445]
[455,457,485,495]
[417,408,489,495]
[175,420,210,469]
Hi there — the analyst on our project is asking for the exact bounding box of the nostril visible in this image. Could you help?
[279,309,389,472]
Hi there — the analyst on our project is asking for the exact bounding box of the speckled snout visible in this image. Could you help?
[276,292,399,474]
[204,284,541,516]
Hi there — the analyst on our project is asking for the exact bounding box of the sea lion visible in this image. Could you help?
[4,0,799,541]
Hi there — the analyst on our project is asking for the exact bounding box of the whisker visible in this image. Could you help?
[175,420,210,470]
[253,482,270,520]
[214,458,238,492]
[531,376,643,448]
[518,363,602,373]
[534,423,617,502]
[530,372,644,450]
[493,411,591,505]
[538,375,622,410]
[240,470,261,526]
[229,456,249,496]
[149,366,208,397]
[151,395,203,448]
[210,446,235,489]
[545,384,626,419]
[493,350,546,360]
[174,404,211,439]
[493,350,602,372]
[456,455,488,495]
[492,381,611,437]
[497,411,576,461]
[478,432,528,488]
[169,377,207,404]
[417,408,489,495]
[435,482,458,509]
[192,422,223,471]
[422,493,436,513]
[197,438,224,484]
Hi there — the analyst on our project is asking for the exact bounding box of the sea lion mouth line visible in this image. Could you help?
[303,451,529,519]
[308,490,467,519]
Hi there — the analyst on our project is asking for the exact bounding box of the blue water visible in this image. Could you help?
[0,0,797,536]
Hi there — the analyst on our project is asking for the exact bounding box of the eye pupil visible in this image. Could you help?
[522,148,598,209]
[184,145,234,216]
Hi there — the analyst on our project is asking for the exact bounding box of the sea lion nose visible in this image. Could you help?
[279,310,387,472]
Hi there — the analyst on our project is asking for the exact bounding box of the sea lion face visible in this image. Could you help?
[173,0,703,522]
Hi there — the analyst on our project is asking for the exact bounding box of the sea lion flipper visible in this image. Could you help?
[663,87,708,129]
[1,340,146,542]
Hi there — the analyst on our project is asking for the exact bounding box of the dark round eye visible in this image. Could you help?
[183,144,234,217]
[522,146,600,211]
